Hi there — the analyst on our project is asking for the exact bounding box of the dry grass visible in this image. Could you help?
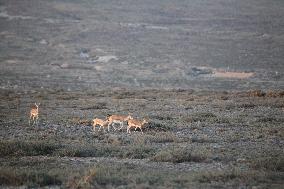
[70,117,92,126]
[66,164,193,189]
[0,168,62,187]
[251,156,284,172]
[151,147,210,163]
[0,140,61,157]
[0,89,283,188]
[183,112,231,124]
[146,132,178,143]
[247,90,284,98]
[80,102,107,110]
[0,139,156,159]
[196,168,284,188]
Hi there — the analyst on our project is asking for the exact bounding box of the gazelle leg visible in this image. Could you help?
[29,115,32,126]
[35,116,38,126]
[112,123,117,131]
[30,115,34,126]
[32,116,35,125]
[111,122,116,131]
[118,122,124,130]
[127,126,131,134]
[108,122,111,132]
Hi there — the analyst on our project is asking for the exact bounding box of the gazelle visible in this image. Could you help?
[107,114,133,132]
[29,103,40,126]
[127,118,148,134]
[92,118,109,132]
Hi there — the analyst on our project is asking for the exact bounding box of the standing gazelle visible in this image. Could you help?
[29,103,40,126]
[107,114,133,132]
[127,118,148,134]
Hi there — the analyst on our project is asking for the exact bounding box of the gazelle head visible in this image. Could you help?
[127,113,133,120]
[92,118,96,124]
[34,103,40,108]
[142,119,149,124]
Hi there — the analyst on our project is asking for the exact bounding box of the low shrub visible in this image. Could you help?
[0,140,61,157]
[0,169,62,187]
[151,147,209,163]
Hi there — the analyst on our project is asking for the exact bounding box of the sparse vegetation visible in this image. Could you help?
[251,156,284,172]
[151,147,210,163]
[196,169,261,183]
[0,140,61,157]
[0,168,62,187]
[0,89,283,188]
[67,164,193,188]
[184,112,231,124]
[0,140,156,159]
[146,132,178,143]
[80,102,107,110]
[60,144,155,159]
[0,0,283,187]
[148,121,172,131]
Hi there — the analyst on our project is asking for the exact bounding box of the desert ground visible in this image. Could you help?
[0,0,283,188]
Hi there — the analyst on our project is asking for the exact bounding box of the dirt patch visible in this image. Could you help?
[212,70,254,79]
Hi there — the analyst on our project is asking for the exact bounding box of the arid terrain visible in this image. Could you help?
[1,89,284,188]
[0,0,284,91]
[0,0,284,188]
